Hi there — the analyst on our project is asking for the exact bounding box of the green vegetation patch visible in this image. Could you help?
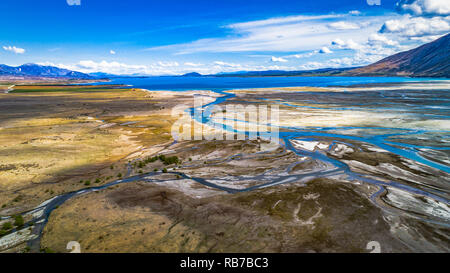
[133,155,181,170]
[13,215,24,227]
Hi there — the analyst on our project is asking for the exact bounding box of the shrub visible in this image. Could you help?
[14,215,24,227]
[162,156,179,165]
[162,168,167,173]
[2,222,12,230]
[41,247,54,253]
[147,156,158,163]
[84,180,91,186]
[95,178,101,183]
[146,155,180,165]
[153,168,158,172]
[117,173,122,178]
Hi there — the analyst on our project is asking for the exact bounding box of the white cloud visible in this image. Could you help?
[210,61,298,73]
[380,14,450,38]
[297,58,357,70]
[409,34,445,42]
[41,60,291,76]
[397,0,450,16]
[328,21,360,30]
[331,39,362,50]
[227,14,343,29]
[271,56,288,62]
[346,39,362,50]
[146,13,389,54]
[349,10,362,15]
[287,51,318,59]
[37,62,71,70]
[76,60,148,74]
[3,45,25,54]
[213,61,241,67]
[327,33,405,69]
[110,50,116,55]
[40,60,173,76]
[184,62,203,67]
[331,38,346,46]
[368,33,399,46]
[319,47,332,54]
[329,57,356,67]
[306,48,399,70]
[298,61,326,70]
[157,61,179,67]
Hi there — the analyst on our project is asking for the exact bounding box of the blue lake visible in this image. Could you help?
[103,76,449,91]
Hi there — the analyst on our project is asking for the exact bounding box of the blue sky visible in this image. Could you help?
[1,0,449,75]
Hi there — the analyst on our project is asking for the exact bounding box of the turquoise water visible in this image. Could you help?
[105,76,448,90]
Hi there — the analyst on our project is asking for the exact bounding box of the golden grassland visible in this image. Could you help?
[41,183,207,253]
[0,78,108,85]
[41,178,408,253]
[0,85,178,214]
[10,84,123,93]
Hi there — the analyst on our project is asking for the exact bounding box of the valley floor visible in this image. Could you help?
[0,82,449,253]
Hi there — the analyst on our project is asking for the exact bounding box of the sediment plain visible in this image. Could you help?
[1,82,449,253]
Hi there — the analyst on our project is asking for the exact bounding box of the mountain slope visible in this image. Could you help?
[182,72,203,77]
[0,63,92,79]
[346,33,450,77]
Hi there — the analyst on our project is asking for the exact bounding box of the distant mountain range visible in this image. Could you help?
[344,33,450,77]
[181,72,203,77]
[1,33,448,80]
[211,67,357,77]
[0,63,92,79]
